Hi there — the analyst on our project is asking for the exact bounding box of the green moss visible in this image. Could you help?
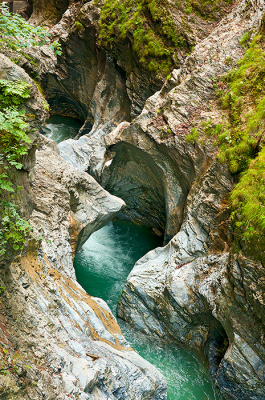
[230,147,265,261]
[185,5,193,14]
[95,0,190,77]
[188,0,232,20]
[240,30,251,47]
[211,35,265,174]
[75,20,84,31]
[202,35,265,259]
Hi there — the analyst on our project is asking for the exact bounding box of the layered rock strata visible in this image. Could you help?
[0,58,167,399]
[64,0,265,399]
[0,135,167,400]
[29,0,232,180]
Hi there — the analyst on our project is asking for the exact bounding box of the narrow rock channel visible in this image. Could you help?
[44,118,224,400]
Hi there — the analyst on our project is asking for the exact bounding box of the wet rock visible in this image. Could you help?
[100,1,265,399]
[0,58,167,399]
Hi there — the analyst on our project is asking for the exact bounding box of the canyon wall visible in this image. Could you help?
[0,56,167,400]
[38,0,265,399]
[1,0,265,399]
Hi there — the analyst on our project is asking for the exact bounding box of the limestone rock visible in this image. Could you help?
[0,53,48,129]
[0,54,48,268]
[36,0,232,136]
[94,1,265,399]
[0,134,167,399]
[0,56,167,399]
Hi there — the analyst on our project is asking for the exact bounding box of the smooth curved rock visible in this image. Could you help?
[0,134,167,400]
[32,135,126,271]
[101,1,265,399]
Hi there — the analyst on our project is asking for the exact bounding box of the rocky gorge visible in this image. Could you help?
[0,0,265,399]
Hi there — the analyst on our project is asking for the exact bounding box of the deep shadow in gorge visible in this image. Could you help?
[102,142,167,238]
[41,27,132,133]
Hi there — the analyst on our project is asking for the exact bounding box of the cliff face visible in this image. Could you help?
[0,58,167,399]
[107,2,265,399]
[1,0,265,399]
[34,0,231,145]
[35,0,265,399]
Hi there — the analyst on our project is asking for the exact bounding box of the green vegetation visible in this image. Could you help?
[240,30,251,47]
[0,79,33,256]
[95,0,189,76]
[185,35,265,258]
[0,345,24,376]
[202,35,265,258]
[0,4,62,55]
[0,200,32,254]
[183,0,232,21]
[231,147,265,256]
[186,127,199,144]
[75,20,84,31]
[0,5,61,256]
[213,35,265,173]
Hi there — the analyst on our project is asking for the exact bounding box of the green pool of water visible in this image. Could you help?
[42,115,82,143]
[74,220,223,400]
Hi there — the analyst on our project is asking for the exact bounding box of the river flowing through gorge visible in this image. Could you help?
[43,117,224,400]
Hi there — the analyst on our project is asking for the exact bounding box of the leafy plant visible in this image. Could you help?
[0,200,33,254]
[0,80,34,255]
[186,127,199,144]
[49,41,62,56]
[0,79,31,105]
[0,3,62,55]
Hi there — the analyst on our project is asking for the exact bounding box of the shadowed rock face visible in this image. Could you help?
[40,2,132,133]
[43,27,131,129]
[29,0,70,26]
[36,0,231,133]
[102,142,167,238]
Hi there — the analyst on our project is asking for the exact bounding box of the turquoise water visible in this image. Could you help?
[74,220,223,400]
[42,115,82,143]
[48,117,222,399]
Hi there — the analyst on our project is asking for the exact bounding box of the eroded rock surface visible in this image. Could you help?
[74,1,265,399]
[0,57,167,399]
[1,0,265,398]
[34,0,232,146]
[0,136,167,400]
